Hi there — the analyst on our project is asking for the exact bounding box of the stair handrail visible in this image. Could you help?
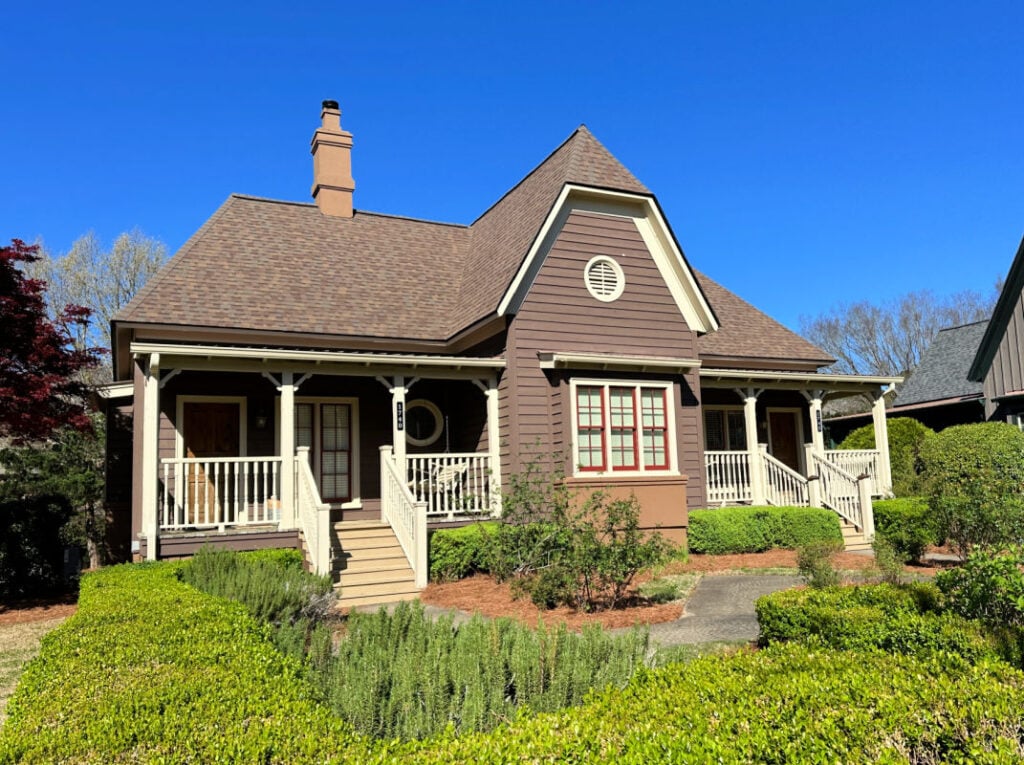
[380,446,428,588]
[811,452,868,532]
[760,451,809,506]
[295,447,332,575]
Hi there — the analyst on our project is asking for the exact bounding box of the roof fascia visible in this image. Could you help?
[969,234,1024,381]
[496,184,719,333]
[538,351,700,373]
[700,367,902,391]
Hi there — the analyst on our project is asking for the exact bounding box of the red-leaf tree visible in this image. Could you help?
[0,239,102,442]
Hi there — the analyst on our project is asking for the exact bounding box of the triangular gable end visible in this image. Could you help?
[969,234,1024,382]
[496,183,719,334]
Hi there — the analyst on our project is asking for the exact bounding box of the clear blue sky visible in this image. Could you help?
[4,1,1023,334]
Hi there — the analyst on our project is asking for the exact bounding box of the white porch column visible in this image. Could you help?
[141,353,160,560]
[738,388,765,505]
[803,389,826,455]
[279,372,296,529]
[391,376,407,467]
[484,377,502,517]
[871,389,893,496]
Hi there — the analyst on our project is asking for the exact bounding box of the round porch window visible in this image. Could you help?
[584,255,625,302]
[405,399,443,447]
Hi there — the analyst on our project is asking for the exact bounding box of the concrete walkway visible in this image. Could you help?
[642,574,801,647]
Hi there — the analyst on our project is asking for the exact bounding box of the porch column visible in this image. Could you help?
[485,377,502,517]
[871,389,893,496]
[738,388,765,505]
[391,376,407,466]
[279,372,296,529]
[802,389,826,455]
[141,353,160,560]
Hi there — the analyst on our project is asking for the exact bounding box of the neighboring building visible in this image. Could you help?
[107,102,897,605]
[969,236,1024,422]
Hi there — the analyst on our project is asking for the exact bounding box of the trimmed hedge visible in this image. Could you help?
[839,417,933,497]
[872,498,939,562]
[428,522,498,582]
[688,506,843,555]
[8,564,1024,762]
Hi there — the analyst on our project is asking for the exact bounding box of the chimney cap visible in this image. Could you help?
[322,99,340,110]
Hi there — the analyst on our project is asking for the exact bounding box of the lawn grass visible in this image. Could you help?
[0,618,68,726]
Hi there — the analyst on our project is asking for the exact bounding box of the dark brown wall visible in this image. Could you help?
[506,208,704,509]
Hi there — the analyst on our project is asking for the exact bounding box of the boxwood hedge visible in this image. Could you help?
[6,564,1024,763]
[688,506,843,554]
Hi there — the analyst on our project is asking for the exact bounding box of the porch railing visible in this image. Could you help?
[159,456,283,531]
[295,448,332,575]
[406,453,495,519]
[761,451,809,507]
[704,451,753,504]
[824,449,879,494]
[381,446,428,588]
[811,453,865,531]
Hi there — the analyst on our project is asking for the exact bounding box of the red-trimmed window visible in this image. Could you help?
[574,383,673,473]
[576,386,606,471]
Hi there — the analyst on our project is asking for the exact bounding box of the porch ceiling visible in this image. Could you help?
[700,367,902,395]
[129,342,505,379]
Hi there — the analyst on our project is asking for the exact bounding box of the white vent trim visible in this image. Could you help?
[584,255,625,302]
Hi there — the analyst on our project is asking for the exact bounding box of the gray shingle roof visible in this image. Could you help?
[893,320,988,407]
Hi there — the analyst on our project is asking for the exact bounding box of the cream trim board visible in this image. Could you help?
[174,396,248,460]
[497,185,717,333]
[538,351,700,372]
[766,407,805,473]
[293,396,361,506]
[568,377,680,477]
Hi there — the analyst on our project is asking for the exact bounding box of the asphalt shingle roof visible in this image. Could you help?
[893,320,988,407]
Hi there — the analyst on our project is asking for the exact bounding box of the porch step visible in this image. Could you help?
[839,520,872,553]
[332,521,421,608]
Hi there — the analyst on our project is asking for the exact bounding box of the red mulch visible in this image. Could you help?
[421,575,683,631]
[0,594,78,626]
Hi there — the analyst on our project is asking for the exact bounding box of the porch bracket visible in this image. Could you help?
[261,371,281,389]
[158,368,181,389]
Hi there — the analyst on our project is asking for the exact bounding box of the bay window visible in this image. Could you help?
[572,381,674,474]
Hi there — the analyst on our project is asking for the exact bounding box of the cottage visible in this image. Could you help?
[106,102,898,605]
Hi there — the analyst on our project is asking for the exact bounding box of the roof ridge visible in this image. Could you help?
[229,193,468,228]
[938,318,990,332]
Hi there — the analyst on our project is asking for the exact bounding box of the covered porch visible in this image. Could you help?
[133,342,505,587]
[700,369,901,540]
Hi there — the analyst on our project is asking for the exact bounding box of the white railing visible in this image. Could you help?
[406,453,495,519]
[704,451,753,504]
[824,449,880,494]
[761,452,809,507]
[812,453,864,530]
[381,446,428,588]
[159,456,283,531]
[295,447,332,575]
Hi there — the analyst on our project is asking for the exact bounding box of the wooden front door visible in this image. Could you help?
[183,402,240,525]
[768,411,801,473]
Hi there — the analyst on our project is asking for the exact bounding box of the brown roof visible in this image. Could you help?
[694,270,834,368]
[117,125,829,369]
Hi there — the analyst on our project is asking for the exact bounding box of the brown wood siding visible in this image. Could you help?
[507,208,703,506]
[141,530,300,560]
[985,288,1024,417]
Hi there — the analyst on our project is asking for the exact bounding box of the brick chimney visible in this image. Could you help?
[310,100,355,217]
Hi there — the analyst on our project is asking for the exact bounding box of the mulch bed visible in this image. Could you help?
[421,575,684,631]
[0,595,78,626]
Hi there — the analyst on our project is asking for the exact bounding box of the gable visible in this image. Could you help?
[970,235,1024,387]
[498,186,718,335]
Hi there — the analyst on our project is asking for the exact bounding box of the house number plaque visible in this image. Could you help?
[396,402,404,430]
[816,410,822,433]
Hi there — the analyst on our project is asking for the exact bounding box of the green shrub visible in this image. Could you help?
[687,506,843,555]
[920,422,1024,556]
[872,497,939,562]
[0,495,77,599]
[796,539,843,588]
[492,463,672,610]
[428,522,499,582]
[838,417,933,496]
[7,564,1024,762]
[937,546,1024,627]
[310,601,649,740]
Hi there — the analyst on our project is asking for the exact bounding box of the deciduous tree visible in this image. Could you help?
[0,239,101,442]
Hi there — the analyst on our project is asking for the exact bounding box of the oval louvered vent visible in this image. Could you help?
[584,256,625,302]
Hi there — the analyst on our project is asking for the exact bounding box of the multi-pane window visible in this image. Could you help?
[703,407,746,451]
[295,402,353,502]
[574,383,673,473]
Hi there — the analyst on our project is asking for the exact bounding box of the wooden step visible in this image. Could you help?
[341,567,415,587]
[338,555,411,574]
[335,578,420,600]
[337,590,420,610]
[330,520,424,608]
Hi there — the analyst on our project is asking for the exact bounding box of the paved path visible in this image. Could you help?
[641,574,801,648]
